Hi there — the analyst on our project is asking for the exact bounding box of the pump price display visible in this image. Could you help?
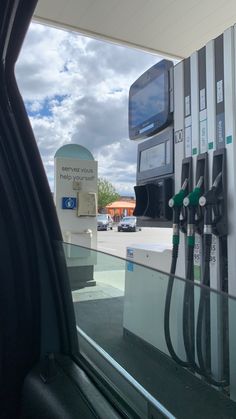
[194,234,201,282]
[140,142,166,172]
[210,235,217,264]
[62,197,77,210]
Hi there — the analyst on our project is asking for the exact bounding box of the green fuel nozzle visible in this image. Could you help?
[183,176,204,246]
[169,178,188,209]
[169,178,189,245]
[183,176,204,208]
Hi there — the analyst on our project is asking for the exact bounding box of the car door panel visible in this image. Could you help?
[21,355,122,419]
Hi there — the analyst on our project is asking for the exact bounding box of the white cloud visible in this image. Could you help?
[16,22,162,195]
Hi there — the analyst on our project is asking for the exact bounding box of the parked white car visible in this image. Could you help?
[97,214,113,231]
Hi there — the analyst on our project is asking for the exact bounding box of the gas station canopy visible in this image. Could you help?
[34,0,236,58]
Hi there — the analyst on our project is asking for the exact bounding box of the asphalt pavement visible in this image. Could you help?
[97,226,172,259]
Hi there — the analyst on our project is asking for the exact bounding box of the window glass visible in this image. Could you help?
[62,242,236,418]
[15,22,158,197]
[97,215,108,220]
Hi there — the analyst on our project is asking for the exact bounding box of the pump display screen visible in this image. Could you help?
[129,59,173,140]
[137,127,173,182]
[140,142,165,172]
[130,74,165,128]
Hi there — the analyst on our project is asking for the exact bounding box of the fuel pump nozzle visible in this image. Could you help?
[181,176,204,374]
[169,178,188,208]
[198,172,222,263]
[184,175,204,206]
[196,171,228,387]
[200,171,221,204]
[164,178,191,367]
[199,172,222,229]
[169,178,188,244]
[200,172,222,206]
[183,175,204,247]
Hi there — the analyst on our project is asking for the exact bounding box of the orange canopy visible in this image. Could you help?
[106,200,135,209]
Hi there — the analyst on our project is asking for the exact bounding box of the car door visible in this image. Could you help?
[0,1,123,418]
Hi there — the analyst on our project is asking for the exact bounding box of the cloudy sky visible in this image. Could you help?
[15,22,162,195]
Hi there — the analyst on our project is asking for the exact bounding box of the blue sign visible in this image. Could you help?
[126,248,134,258]
[126,261,134,272]
[62,197,77,210]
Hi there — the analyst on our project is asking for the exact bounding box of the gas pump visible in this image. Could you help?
[124,22,236,401]
[129,60,174,227]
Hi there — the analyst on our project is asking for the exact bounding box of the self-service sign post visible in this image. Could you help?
[54,144,98,290]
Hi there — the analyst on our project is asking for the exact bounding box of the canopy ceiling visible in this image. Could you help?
[34,0,236,58]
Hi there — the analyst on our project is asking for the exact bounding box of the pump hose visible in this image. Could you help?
[196,233,229,387]
[182,236,228,386]
[182,244,202,373]
[164,243,191,367]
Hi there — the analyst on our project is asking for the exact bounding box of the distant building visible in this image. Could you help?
[106,199,135,221]
[119,196,135,201]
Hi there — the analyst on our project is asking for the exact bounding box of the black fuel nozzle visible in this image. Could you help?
[183,176,204,246]
[199,172,222,207]
[169,178,188,245]
[196,171,229,386]
[199,172,222,229]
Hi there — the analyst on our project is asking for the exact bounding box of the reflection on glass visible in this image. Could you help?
[130,73,165,128]
[139,142,165,172]
[62,242,236,418]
